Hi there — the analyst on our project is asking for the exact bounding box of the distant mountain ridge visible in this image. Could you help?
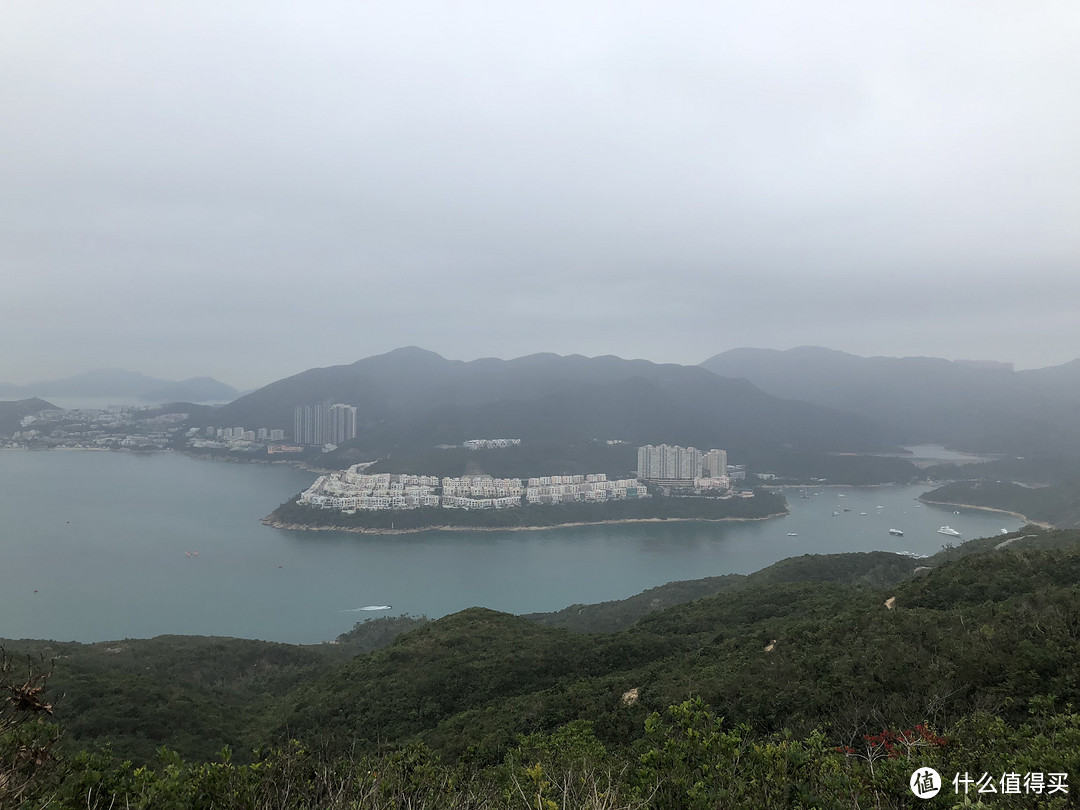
[208,347,900,456]
[0,369,240,403]
[700,346,1080,454]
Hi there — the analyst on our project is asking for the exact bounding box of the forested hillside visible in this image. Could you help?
[205,348,899,459]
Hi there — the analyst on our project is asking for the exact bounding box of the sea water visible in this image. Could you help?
[0,450,1021,644]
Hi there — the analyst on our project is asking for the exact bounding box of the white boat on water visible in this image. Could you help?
[889,528,904,536]
[786,532,798,537]
[937,526,961,537]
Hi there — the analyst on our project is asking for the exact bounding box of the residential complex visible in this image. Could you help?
[299,467,649,511]
[463,438,522,449]
[637,444,727,480]
[204,426,286,442]
[524,473,644,505]
[293,403,358,446]
[11,407,184,451]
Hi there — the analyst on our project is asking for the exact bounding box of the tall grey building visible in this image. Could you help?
[638,444,725,479]
[329,403,357,445]
[703,449,727,478]
[294,403,357,445]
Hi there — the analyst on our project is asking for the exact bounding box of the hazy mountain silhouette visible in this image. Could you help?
[700,347,1080,454]
[210,347,900,454]
[0,370,239,403]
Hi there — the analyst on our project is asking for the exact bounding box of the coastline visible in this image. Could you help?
[917,497,1054,530]
[261,511,788,535]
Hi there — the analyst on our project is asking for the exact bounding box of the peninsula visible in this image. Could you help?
[265,455,785,533]
[264,488,786,533]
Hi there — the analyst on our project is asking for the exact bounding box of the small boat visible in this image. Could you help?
[859,512,867,516]
[889,528,904,536]
[843,507,851,512]
[937,526,961,537]
[786,532,798,537]
[832,511,840,516]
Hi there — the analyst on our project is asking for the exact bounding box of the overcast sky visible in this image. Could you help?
[2,2,1078,389]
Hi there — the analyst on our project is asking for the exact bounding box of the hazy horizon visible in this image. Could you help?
[1,343,1075,394]
[4,2,1078,389]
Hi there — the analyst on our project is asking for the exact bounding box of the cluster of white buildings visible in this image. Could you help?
[441,475,525,508]
[299,467,649,512]
[205,426,287,442]
[637,445,728,480]
[524,473,644,505]
[301,470,441,511]
[12,407,179,451]
[463,438,522,450]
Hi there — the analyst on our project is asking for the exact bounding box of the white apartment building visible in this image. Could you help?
[638,444,728,480]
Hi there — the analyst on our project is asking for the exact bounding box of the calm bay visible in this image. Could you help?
[1,449,1022,644]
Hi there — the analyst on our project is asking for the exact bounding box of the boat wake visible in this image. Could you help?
[340,605,392,612]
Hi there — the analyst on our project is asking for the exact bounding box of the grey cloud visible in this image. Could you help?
[1,2,1078,387]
